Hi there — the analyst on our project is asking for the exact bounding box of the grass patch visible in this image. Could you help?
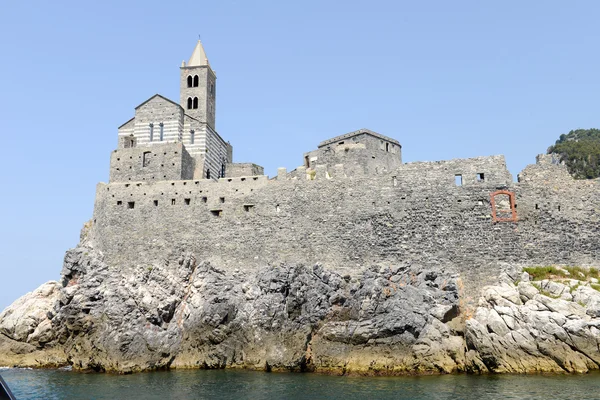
[591,284,600,292]
[524,265,599,282]
[523,266,562,281]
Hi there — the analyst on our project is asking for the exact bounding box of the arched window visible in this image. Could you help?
[159,123,164,141]
[187,98,193,109]
[187,76,193,88]
[193,97,198,109]
[149,123,154,142]
[190,130,195,144]
[193,75,199,87]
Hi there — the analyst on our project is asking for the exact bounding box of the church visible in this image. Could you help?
[117,41,232,180]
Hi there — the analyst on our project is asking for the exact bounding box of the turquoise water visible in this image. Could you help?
[2,368,600,400]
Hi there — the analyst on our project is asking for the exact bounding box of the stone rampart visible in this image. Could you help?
[90,154,600,297]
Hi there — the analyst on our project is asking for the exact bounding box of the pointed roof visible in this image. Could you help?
[187,40,210,67]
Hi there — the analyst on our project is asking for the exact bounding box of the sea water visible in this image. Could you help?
[2,368,600,400]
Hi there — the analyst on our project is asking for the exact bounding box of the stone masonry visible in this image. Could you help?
[99,41,600,295]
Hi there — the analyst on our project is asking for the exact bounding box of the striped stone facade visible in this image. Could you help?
[116,41,231,181]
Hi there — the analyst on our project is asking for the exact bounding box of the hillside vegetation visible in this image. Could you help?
[548,129,600,179]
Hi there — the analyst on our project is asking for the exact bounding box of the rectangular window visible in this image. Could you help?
[477,173,485,182]
[210,209,222,217]
[142,151,151,167]
[455,174,462,186]
[127,202,135,209]
[171,199,176,205]
[159,123,164,141]
[244,205,254,212]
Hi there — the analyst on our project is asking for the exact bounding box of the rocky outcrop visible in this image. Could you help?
[2,245,600,375]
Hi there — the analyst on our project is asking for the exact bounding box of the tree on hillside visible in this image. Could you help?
[547,128,600,179]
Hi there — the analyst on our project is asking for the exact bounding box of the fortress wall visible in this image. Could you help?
[225,163,264,178]
[109,142,193,182]
[89,161,600,287]
[396,156,513,187]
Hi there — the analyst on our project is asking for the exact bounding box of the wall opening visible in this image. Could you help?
[187,76,193,87]
[219,197,225,203]
[171,199,176,205]
[117,201,122,206]
[206,169,211,179]
[153,200,158,206]
[477,173,485,182]
[202,197,207,203]
[455,174,463,186]
[221,163,226,178]
[187,98,193,109]
[127,202,135,209]
[392,176,398,187]
[193,75,199,87]
[535,204,539,210]
[304,155,310,168]
[244,204,254,212]
[184,198,191,205]
[210,210,222,217]
[490,190,518,223]
[193,97,198,109]
[142,151,151,167]
[386,143,389,152]
[276,204,280,213]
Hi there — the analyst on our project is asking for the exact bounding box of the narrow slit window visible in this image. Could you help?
[455,174,463,186]
[190,130,195,144]
[142,151,151,167]
[149,123,154,141]
[159,123,164,141]
[385,143,389,152]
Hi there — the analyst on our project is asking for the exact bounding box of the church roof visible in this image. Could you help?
[318,128,401,148]
[186,40,210,67]
[134,94,181,110]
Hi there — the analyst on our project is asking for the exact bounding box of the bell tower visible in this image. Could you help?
[180,40,216,129]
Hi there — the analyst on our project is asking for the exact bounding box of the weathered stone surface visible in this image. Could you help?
[3,249,600,375]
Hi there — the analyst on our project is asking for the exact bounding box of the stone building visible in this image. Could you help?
[116,41,232,180]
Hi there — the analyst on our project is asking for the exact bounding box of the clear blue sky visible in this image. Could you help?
[1,0,599,310]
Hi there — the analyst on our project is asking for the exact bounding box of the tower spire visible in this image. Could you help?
[187,40,210,67]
